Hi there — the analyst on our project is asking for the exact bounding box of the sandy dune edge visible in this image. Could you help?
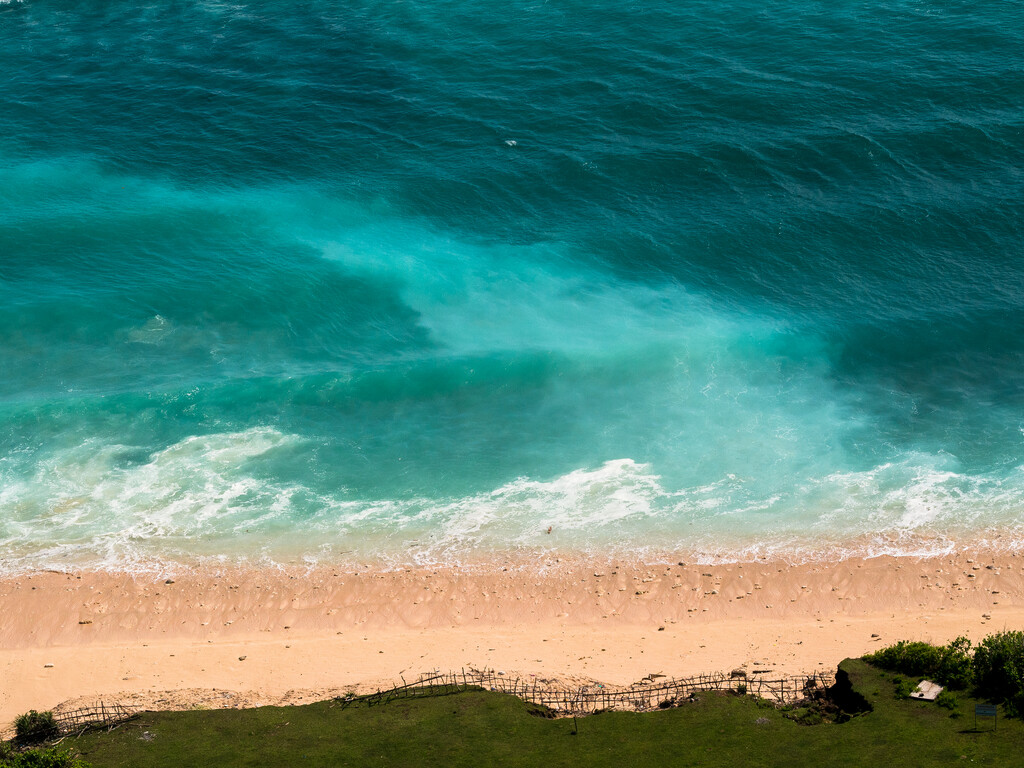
[2,552,1022,731]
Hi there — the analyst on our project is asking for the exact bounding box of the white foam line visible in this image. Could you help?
[2,438,1024,576]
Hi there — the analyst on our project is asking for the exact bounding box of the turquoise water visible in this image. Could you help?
[1,0,1022,572]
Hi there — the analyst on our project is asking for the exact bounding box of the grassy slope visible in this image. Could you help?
[72,661,1021,767]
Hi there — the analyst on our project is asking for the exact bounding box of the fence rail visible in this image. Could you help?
[53,703,138,735]
[345,668,835,715]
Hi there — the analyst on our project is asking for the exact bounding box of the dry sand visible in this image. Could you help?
[2,552,1022,732]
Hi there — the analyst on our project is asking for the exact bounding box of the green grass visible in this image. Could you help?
[65,660,1023,767]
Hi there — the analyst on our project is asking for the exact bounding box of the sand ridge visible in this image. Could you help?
[1,552,1021,731]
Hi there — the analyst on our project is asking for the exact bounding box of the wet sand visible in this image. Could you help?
[2,552,1022,731]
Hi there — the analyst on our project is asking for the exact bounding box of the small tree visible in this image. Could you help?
[14,711,59,745]
[937,636,973,689]
[973,630,1024,715]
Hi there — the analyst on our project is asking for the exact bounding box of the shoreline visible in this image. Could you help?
[2,551,1022,731]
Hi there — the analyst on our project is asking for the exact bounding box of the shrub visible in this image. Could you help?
[864,641,941,678]
[936,636,973,689]
[0,746,90,767]
[864,636,973,689]
[891,676,915,699]
[13,712,58,746]
[783,706,824,726]
[973,630,1024,715]
[935,690,959,711]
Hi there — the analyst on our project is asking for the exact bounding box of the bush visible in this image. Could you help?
[891,676,915,699]
[865,641,941,678]
[864,637,973,690]
[0,746,90,767]
[783,705,823,726]
[973,630,1024,715]
[936,636,973,689]
[935,690,959,711]
[13,712,58,746]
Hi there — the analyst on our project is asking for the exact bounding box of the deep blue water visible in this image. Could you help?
[1,0,1022,571]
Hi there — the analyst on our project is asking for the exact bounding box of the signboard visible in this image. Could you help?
[975,704,997,731]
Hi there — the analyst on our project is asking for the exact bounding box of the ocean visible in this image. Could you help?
[1,0,1022,573]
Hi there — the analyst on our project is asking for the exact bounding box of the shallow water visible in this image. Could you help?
[1,0,1022,572]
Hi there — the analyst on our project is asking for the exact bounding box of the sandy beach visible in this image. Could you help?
[2,552,1022,732]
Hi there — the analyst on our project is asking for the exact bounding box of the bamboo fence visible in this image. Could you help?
[53,702,138,735]
[22,670,832,735]
[345,668,835,715]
